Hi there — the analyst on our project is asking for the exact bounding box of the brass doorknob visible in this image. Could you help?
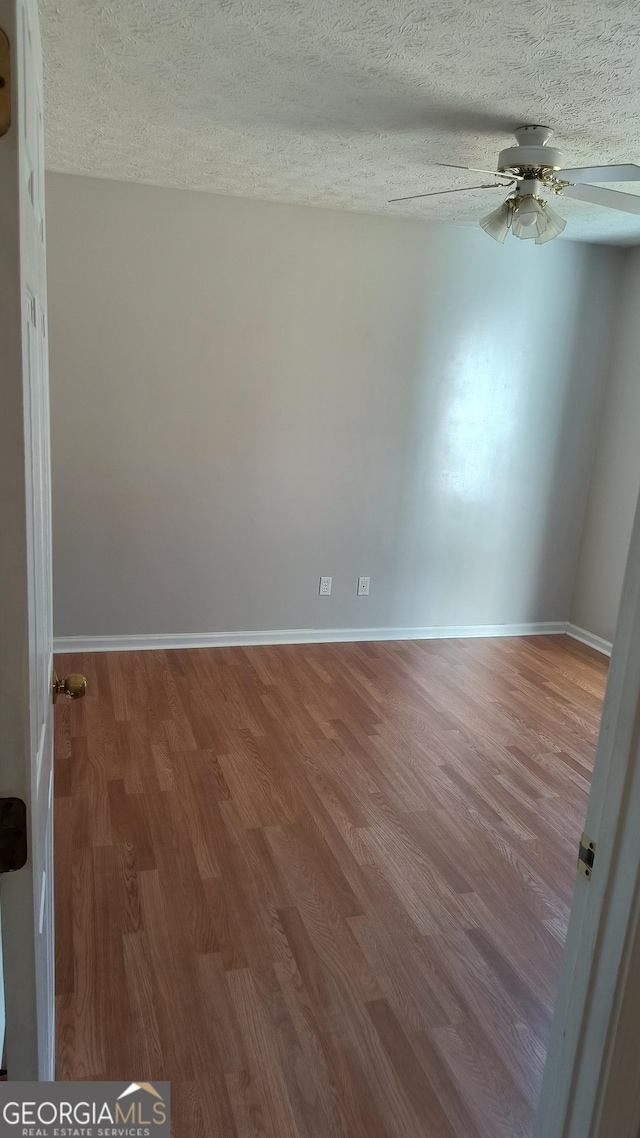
[52,671,87,703]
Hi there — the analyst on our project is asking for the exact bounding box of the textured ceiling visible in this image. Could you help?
[41,0,640,244]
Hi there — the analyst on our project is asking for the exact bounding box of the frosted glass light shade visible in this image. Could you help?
[535,202,567,244]
[479,200,512,243]
[480,195,566,245]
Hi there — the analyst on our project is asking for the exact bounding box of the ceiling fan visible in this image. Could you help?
[389,125,640,244]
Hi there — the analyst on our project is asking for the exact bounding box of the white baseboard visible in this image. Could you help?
[53,621,568,654]
[566,623,613,657]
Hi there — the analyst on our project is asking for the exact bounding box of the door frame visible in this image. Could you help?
[536,487,640,1137]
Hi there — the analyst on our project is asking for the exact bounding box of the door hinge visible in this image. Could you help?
[0,798,27,873]
[0,30,10,137]
[578,832,596,879]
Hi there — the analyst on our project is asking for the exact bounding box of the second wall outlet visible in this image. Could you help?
[357,576,370,596]
[319,576,332,596]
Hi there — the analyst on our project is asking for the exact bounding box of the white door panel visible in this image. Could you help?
[0,0,54,1079]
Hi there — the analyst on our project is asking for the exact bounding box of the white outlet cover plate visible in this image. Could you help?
[357,576,370,596]
[319,576,332,596]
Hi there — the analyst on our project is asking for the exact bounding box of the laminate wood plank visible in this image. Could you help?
[54,794,74,995]
[273,950,358,1138]
[55,993,77,1081]
[141,789,220,953]
[69,848,106,1077]
[121,791,157,871]
[245,825,296,912]
[122,931,165,1076]
[107,777,130,843]
[349,912,461,1032]
[166,751,224,879]
[171,1076,237,1138]
[135,867,202,1081]
[366,997,458,1137]
[265,826,380,1000]
[219,801,294,968]
[432,1019,536,1138]
[317,966,444,1138]
[224,1068,269,1138]
[459,890,563,1013]
[106,651,135,723]
[358,817,477,938]
[292,769,377,898]
[201,872,249,974]
[55,635,607,1136]
[465,926,551,1042]
[90,844,130,1079]
[195,952,248,1074]
[226,967,320,1138]
[276,903,397,1138]
[426,930,547,1106]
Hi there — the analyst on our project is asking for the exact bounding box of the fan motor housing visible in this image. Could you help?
[498,125,564,173]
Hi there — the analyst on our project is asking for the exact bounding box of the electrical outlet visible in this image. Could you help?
[319,576,332,596]
[357,576,370,596]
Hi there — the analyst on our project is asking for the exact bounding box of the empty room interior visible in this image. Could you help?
[5,0,640,1135]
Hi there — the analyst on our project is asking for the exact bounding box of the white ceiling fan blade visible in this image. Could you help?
[562,183,640,214]
[437,162,523,180]
[389,182,513,203]
[557,163,640,184]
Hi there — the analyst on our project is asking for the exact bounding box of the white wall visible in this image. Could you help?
[571,247,640,645]
[45,173,622,641]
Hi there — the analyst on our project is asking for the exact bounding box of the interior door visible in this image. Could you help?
[0,0,55,1079]
[536,487,640,1137]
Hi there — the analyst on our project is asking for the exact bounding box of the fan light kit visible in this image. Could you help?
[480,185,567,245]
[390,125,640,245]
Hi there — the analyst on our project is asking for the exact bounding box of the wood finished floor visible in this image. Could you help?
[54,635,608,1138]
